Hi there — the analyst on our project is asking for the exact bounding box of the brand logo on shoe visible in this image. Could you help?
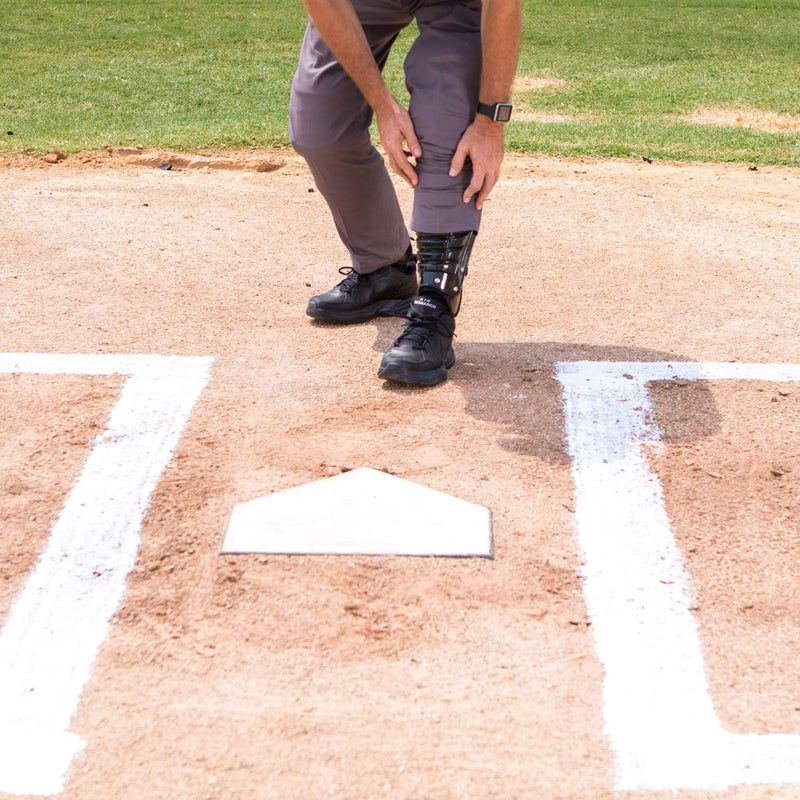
[413,297,439,311]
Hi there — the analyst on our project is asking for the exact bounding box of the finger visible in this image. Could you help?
[474,172,498,210]
[387,150,417,188]
[462,170,485,204]
[449,144,467,178]
[398,154,418,187]
[391,161,416,188]
[388,131,418,185]
[404,126,422,159]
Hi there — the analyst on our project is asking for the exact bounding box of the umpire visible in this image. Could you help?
[291,0,521,385]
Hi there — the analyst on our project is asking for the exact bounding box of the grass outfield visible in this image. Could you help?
[1,0,798,164]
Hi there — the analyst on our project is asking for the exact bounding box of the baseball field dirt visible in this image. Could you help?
[1,150,799,799]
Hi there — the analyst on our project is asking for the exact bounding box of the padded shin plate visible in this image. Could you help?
[416,230,476,316]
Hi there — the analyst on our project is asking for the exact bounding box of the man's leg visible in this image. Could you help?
[406,0,483,236]
[290,6,421,324]
[378,0,482,384]
[291,13,419,321]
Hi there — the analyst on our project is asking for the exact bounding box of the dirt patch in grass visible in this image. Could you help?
[682,106,800,134]
[511,111,589,124]
[513,74,567,94]
[511,74,586,124]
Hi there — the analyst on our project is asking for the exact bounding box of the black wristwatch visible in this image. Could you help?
[476,102,513,123]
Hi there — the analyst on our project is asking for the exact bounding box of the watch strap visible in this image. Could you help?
[476,102,513,123]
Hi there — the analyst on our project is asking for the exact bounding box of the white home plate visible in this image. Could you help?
[221,468,492,557]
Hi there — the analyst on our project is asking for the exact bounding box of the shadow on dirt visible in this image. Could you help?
[371,320,721,465]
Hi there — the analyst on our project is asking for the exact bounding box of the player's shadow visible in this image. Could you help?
[371,321,721,464]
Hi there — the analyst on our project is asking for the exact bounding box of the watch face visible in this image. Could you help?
[495,104,513,122]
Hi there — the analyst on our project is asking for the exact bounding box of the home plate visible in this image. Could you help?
[220,468,492,557]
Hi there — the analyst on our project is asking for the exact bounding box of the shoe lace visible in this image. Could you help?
[335,267,360,293]
[393,313,452,349]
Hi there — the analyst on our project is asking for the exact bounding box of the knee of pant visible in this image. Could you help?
[290,130,374,166]
[288,129,321,160]
[289,117,323,158]
[290,93,373,160]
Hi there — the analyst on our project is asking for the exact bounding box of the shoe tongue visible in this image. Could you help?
[410,293,448,318]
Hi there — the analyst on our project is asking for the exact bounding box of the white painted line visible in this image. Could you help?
[556,361,800,791]
[0,354,212,796]
[221,468,492,557]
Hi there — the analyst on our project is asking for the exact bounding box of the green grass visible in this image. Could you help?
[1,0,799,163]
[0,0,306,152]
[508,0,800,164]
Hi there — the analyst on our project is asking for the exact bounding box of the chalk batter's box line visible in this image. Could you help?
[0,353,212,797]
[557,360,800,792]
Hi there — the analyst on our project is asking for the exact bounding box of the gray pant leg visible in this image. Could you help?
[289,14,412,274]
[406,0,483,234]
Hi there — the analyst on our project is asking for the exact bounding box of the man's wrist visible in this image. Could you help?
[476,101,513,123]
[470,113,506,140]
[370,88,400,117]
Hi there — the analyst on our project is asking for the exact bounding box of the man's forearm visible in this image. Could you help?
[302,0,394,114]
[479,0,522,105]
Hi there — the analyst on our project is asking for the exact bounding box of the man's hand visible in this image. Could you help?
[448,116,505,210]
[375,97,423,188]
[301,0,422,187]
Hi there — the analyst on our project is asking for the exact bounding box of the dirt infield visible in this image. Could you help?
[1,151,800,800]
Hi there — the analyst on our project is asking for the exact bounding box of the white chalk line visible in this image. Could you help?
[0,354,212,796]
[557,361,800,791]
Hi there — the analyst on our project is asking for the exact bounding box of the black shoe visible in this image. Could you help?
[378,294,455,386]
[306,248,417,323]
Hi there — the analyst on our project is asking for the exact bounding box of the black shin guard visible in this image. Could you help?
[415,230,477,316]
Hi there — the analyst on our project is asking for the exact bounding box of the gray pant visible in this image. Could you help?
[289,0,483,274]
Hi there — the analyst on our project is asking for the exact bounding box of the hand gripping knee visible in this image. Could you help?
[415,230,477,317]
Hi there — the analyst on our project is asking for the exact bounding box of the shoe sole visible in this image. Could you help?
[306,296,412,324]
[377,349,456,386]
